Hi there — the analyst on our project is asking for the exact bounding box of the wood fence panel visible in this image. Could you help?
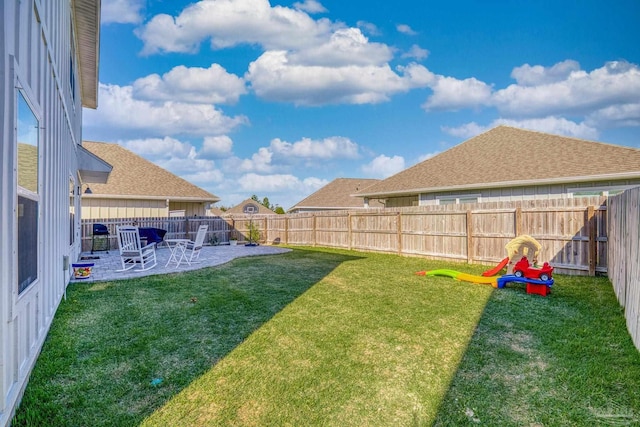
[401,212,467,259]
[315,215,350,248]
[470,211,516,262]
[286,215,315,245]
[351,213,398,252]
[265,216,286,244]
[608,187,640,351]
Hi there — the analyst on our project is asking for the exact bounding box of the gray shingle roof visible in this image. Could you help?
[358,126,640,197]
[83,141,219,202]
[290,178,384,211]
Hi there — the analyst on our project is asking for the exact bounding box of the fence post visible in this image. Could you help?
[263,216,268,244]
[397,212,402,255]
[514,207,522,237]
[587,205,596,276]
[348,212,353,250]
[284,216,289,244]
[313,214,317,247]
[466,210,473,263]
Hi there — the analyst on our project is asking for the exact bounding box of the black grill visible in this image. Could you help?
[91,223,110,253]
[93,224,109,235]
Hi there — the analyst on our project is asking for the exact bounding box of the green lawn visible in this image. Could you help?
[13,247,640,426]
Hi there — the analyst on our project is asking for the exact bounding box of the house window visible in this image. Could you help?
[17,91,40,294]
[438,198,457,205]
[69,178,76,245]
[437,196,479,205]
[573,190,602,198]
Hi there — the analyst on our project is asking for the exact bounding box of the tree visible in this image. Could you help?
[274,206,285,214]
[250,194,276,211]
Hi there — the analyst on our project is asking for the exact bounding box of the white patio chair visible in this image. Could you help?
[183,224,208,265]
[116,225,157,272]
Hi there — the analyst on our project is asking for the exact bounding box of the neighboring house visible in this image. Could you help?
[224,199,277,215]
[207,206,227,217]
[1,2,109,425]
[82,141,220,219]
[357,126,640,207]
[289,178,384,213]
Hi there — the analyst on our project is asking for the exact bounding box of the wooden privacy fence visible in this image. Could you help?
[608,187,640,351]
[263,198,607,276]
[82,197,607,276]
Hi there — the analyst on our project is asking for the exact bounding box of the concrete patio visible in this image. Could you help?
[70,244,291,283]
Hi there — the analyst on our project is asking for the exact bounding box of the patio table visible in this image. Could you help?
[165,238,190,268]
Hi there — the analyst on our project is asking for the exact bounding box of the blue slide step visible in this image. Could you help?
[496,275,554,289]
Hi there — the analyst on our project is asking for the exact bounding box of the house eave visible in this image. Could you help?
[77,144,112,183]
[357,172,640,198]
[72,0,100,109]
[82,194,220,203]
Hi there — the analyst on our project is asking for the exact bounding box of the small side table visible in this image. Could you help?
[165,239,190,268]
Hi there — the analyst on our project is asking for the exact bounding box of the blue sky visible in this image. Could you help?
[84,0,640,210]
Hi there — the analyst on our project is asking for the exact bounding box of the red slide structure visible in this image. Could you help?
[482,257,509,277]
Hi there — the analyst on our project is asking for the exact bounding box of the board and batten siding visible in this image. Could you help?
[1,1,86,425]
[81,198,209,219]
[82,197,168,219]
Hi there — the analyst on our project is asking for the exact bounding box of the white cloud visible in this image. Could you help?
[423,76,493,111]
[83,83,248,137]
[511,60,580,86]
[247,51,432,105]
[222,148,274,174]
[132,64,246,104]
[238,173,328,193]
[287,28,393,67]
[586,103,640,128]
[101,0,144,24]
[362,155,406,178]
[397,24,417,35]
[441,122,486,138]
[402,44,429,61]
[181,169,225,184]
[121,137,195,159]
[492,117,599,139]
[293,0,327,14]
[424,60,640,134]
[357,21,381,36]
[114,137,224,183]
[493,61,640,117]
[269,136,360,159]
[444,117,599,140]
[136,0,337,55]
[201,135,234,158]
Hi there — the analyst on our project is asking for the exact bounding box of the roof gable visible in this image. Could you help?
[290,178,383,210]
[225,199,276,215]
[82,141,219,202]
[359,126,640,197]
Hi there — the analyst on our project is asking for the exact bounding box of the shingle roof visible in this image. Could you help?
[225,198,276,215]
[82,141,219,202]
[358,126,640,197]
[290,178,384,211]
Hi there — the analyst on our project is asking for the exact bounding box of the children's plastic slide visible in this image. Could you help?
[481,257,509,276]
[417,269,498,287]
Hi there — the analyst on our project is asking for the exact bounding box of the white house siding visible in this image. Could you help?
[1,1,86,425]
